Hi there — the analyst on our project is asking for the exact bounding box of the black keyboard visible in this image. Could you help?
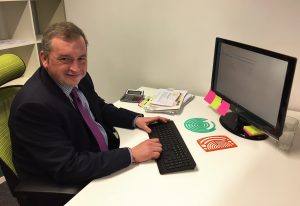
[148,121,196,174]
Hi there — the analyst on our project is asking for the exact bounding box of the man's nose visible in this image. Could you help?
[69,61,80,72]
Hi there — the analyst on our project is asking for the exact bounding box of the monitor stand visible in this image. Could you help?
[219,112,268,140]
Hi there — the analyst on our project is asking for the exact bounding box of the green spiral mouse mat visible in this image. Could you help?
[184,118,216,133]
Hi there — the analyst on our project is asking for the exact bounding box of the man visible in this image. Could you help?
[9,22,167,186]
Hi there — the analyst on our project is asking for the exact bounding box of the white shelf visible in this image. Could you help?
[0,1,27,2]
[0,176,5,184]
[0,39,35,50]
[36,34,42,43]
[1,76,29,87]
[0,0,66,88]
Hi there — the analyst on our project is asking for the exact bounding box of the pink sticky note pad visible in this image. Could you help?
[204,90,216,104]
[217,100,230,116]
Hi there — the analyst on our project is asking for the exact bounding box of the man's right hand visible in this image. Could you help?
[131,138,162,163]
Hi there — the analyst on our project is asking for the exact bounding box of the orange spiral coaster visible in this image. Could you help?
[197,135,237,152]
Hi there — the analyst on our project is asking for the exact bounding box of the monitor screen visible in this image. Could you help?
[211,38,297,140]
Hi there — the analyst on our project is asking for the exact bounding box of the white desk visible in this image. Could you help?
[66,87,300,206]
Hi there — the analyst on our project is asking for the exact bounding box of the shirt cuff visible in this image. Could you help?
[128,148,135,163]
[133,114,144,128]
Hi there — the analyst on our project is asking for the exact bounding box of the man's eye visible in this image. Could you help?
[78,57,87,63]
[59,58,73,64]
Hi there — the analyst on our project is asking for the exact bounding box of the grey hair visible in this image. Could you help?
[40,22,88,57]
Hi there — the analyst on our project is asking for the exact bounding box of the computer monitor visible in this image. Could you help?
[211,37,297,140]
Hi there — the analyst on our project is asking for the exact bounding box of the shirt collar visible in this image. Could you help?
[55,81,76,97]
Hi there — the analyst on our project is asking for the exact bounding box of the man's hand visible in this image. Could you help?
[132,116,169,163]
[131,138,162,163]
[135,116,169,133]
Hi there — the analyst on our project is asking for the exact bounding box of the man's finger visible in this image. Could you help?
[143,125,151,133]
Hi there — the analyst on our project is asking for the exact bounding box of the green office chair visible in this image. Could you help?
[0,86,83,206]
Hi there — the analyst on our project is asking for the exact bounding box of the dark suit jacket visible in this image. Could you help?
[9,67,140,184]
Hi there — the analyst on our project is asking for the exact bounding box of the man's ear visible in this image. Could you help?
[40,50,48,68]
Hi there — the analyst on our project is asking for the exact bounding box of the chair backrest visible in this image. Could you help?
[0,86,22,195]
[0,54,25,86]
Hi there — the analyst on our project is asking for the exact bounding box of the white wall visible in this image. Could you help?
[64,0,300,111]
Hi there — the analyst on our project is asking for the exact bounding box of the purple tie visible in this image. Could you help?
[71,88,108,152]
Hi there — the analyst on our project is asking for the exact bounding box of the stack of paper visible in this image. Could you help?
[139,88,194,115]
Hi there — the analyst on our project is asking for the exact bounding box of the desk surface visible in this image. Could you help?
[66,87,300,206]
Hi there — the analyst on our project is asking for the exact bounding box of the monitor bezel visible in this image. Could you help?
[211,37,297,139]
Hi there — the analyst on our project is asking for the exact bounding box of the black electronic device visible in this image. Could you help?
[120,89,144,103]
[148,121,196,174]
[211,37,297,140]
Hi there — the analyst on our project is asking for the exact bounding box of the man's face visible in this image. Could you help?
[40,37,87,87]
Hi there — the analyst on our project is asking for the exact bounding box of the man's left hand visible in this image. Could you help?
[135,116,169,133]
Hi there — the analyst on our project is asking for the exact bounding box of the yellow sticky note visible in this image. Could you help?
[243,125,264,136]
[210,95,222,110]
